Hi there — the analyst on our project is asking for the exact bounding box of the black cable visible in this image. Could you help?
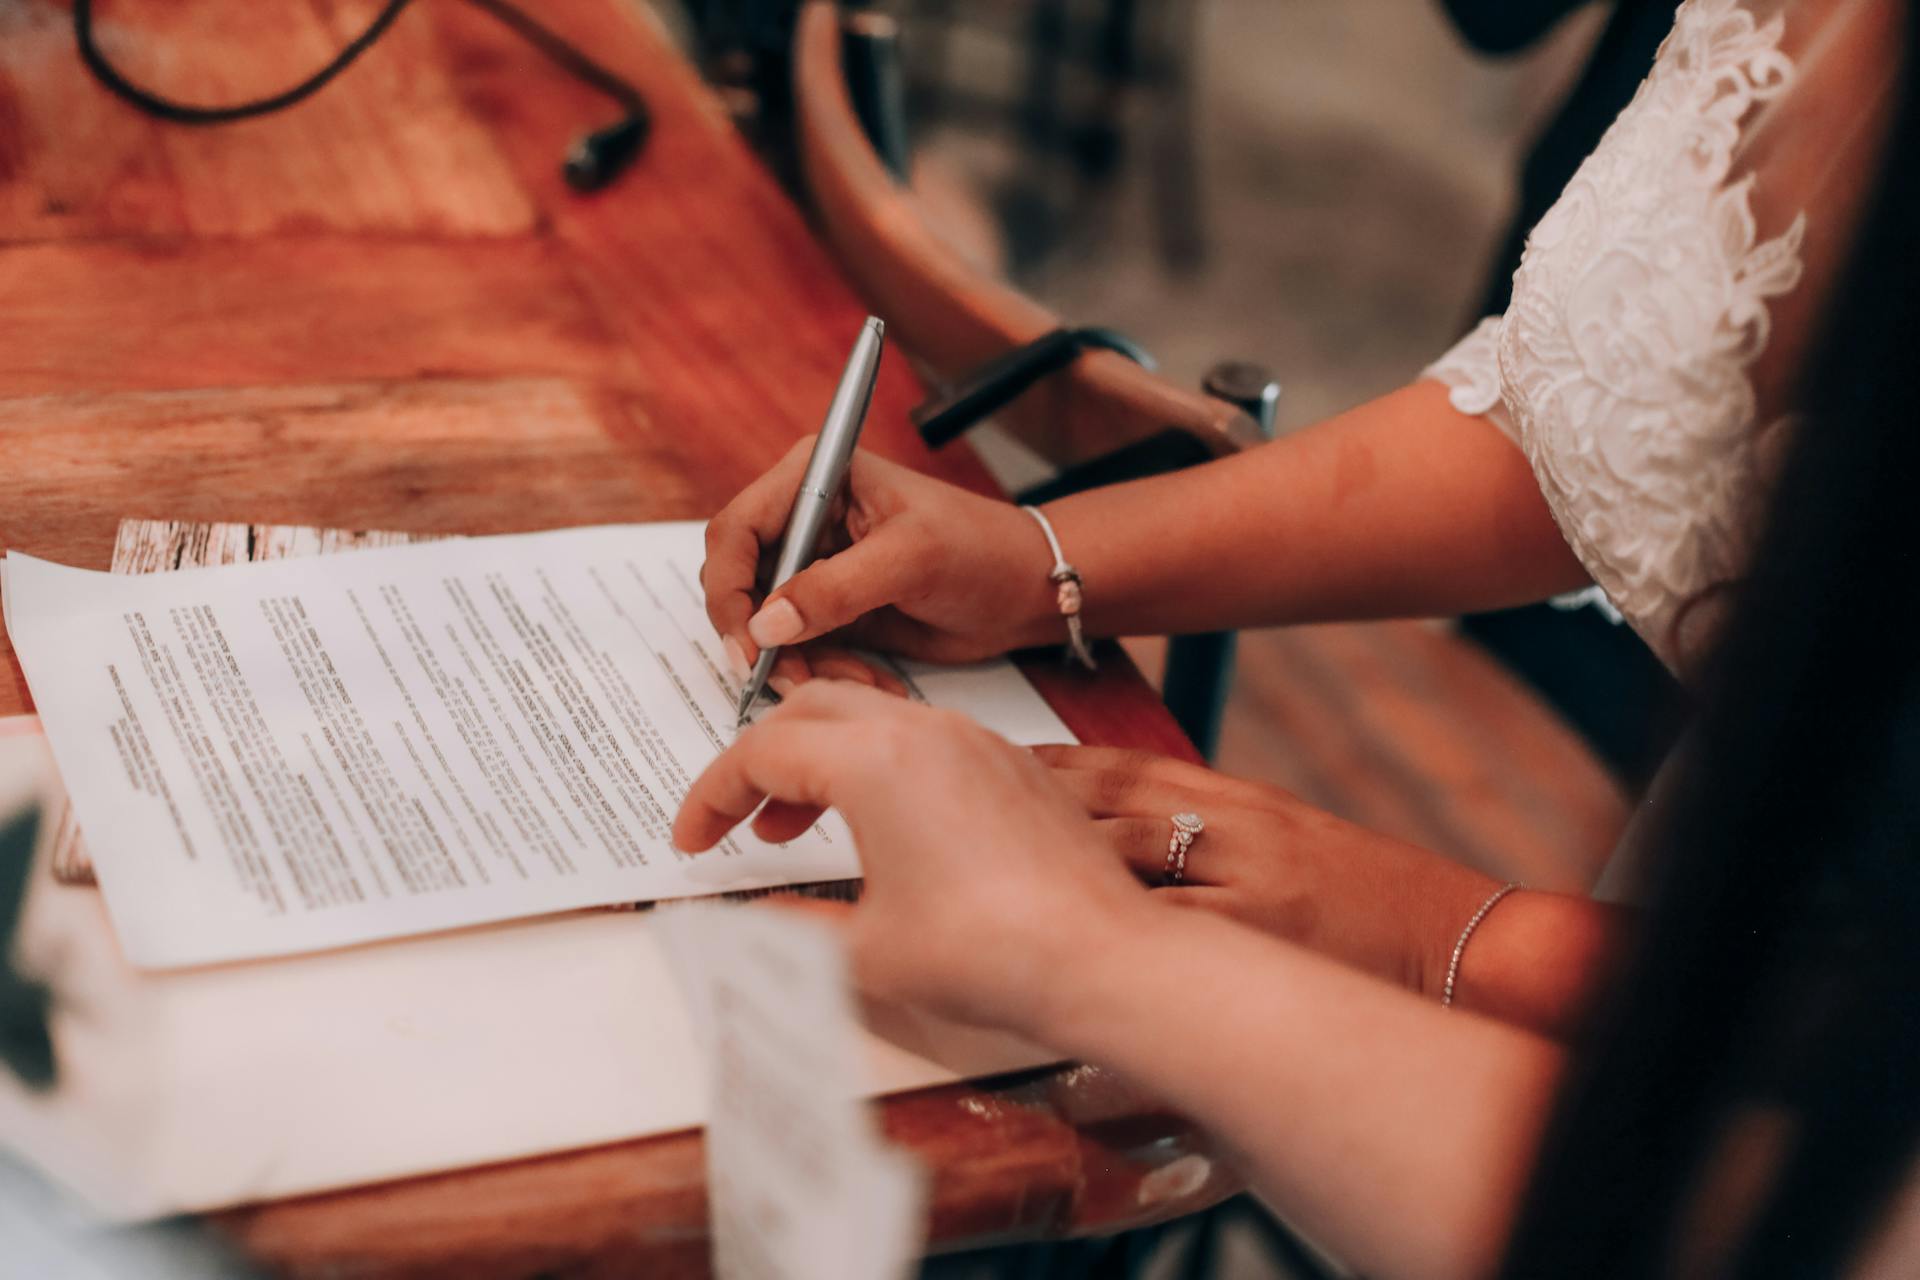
[72,0,650,188]
[74,0,420,125]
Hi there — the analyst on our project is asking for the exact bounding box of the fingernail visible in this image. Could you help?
[748,598,803,648]
[722,635,750,680]
[769,674,797,698]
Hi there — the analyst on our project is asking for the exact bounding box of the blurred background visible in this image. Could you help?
[668,0,1605,422]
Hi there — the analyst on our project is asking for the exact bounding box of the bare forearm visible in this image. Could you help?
[1033,381,1588,638]
[1033,903,1563,1280]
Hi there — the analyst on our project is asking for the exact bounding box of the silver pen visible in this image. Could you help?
[734,315,886,725]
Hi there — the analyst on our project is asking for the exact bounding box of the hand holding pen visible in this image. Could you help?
[703,323,1075,715]
[731,316,888,723]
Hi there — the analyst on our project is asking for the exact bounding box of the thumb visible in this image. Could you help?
[746,525,930,649]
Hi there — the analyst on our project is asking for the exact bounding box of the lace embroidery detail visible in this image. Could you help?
[1549,585,1627,626]
[1427,0,1806,675]
[1423,317,1514,437]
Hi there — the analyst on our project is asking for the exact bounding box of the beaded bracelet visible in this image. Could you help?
[1441,881,1522,1008]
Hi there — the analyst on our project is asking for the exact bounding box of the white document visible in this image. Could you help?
[0,714,1063,1220]
[1,524,1073,968]
[660,905,925,1280]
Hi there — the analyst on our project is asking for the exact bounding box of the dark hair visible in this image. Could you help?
[1500,15,1920,1279]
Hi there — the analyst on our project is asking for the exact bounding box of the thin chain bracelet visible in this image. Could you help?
[1021,505,1097,670]
[1441,881,1522,1008]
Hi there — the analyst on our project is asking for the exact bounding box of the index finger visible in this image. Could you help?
[672,716,846,853]
[674,682,911,851]
[702,440,815,644]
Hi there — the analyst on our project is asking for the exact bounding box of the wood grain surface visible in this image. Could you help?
[0,0,1624,1273]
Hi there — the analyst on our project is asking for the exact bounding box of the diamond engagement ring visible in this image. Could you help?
[1164,812,1204,885]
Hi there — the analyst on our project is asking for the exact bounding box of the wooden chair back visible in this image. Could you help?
[790,1,1252,467]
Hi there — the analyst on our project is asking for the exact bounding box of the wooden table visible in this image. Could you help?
[0,1,1625,1274]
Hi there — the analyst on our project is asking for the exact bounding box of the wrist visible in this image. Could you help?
[1446,891,1624,1038]
[1002,888,1163,1044]
[1002,500,1090,650]
[1409,866,1508,1002]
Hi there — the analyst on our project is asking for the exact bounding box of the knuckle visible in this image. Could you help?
[871,716,921,763]
[1114,749,1168,778]
[1094,768,1138,810]
[883,704,961,755]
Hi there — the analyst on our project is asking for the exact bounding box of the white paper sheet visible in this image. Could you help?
[0,737,1060,1220]
[660,905,926,1280]
[1,525,1073,969]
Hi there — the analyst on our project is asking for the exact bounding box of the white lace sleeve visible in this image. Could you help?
[1414,0,1901,675]
[1421,317,1517,442]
